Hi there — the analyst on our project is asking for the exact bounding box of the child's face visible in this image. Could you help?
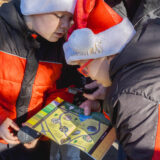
[78,56,114,87]
[31,11,73,42]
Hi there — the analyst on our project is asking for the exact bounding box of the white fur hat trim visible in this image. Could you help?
[63,18,136,65]
[20,0,77,15]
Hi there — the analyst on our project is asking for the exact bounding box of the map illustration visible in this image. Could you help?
[25,97,115,160]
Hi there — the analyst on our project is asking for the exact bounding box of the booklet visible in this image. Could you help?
[25,97,116,160]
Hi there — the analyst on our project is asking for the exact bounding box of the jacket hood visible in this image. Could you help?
[0,0,29,36]
[110,16,160,79]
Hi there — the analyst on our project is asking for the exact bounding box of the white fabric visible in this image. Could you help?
[63,18,136,65]
[68,28,98,55]
[20,0,77,15]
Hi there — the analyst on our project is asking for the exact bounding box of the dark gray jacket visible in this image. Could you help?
[106,0,160,159]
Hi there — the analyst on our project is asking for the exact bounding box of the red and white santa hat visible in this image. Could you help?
[20,0,77,15]
[63,0,136,65]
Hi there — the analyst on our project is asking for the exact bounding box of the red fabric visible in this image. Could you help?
[87,0,122,34]
[103,110,110,120]
[0,50,26,124]
[31,33,38,39]
[152,105,160,160]
[67,0,96,39]
[44,88,74,106]
[0,51,26,143]
[67,0,122,38]
[27,61,74,119]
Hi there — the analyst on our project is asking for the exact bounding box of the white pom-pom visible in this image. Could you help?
[68,28,97,55]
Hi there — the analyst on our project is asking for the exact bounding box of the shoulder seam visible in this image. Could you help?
[0,50,26,59]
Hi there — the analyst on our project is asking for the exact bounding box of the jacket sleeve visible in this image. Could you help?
[114,93,160,160]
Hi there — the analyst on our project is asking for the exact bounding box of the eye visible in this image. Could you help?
[54,13,64,19]
[69,16,73,22]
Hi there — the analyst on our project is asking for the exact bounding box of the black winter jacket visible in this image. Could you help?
[106,0,160,160]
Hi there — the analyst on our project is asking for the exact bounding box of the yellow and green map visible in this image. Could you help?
[25,97,115,160]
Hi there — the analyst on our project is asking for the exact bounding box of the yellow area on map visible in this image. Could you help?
[33,106,108,152]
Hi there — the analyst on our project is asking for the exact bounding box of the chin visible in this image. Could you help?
[102,82,112,87]
[102,84,109,87]
[42,35,60,42]
[47,37,59,42]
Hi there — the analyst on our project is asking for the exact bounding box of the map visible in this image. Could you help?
[25,97,116,160]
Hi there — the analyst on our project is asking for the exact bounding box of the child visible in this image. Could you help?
[64,0,160,159]
[0,0,82,159]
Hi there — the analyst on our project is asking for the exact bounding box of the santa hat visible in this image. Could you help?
[63,0,136,65]
[20,0,77,15]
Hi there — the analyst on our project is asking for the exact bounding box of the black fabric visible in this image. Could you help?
[123,0,141,20]
[0,141,50,160]
[105,1,160,159]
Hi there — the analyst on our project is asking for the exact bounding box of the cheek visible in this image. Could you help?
[100,72,111,87]
[36,17,59,35]
[43,19,59,34]
[88,67,98,80]
[88,61,111,86]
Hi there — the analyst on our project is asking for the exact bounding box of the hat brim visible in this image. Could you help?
[20,0,77,15]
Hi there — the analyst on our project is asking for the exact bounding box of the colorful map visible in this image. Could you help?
[25,97,115,160]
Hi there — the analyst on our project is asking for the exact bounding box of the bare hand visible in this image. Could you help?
[83,81,107,100]
[23,138,39,149]
[79,100,101,116]
[0,118,20,144]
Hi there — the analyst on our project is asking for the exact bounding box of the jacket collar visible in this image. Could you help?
[0,1,36,41]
